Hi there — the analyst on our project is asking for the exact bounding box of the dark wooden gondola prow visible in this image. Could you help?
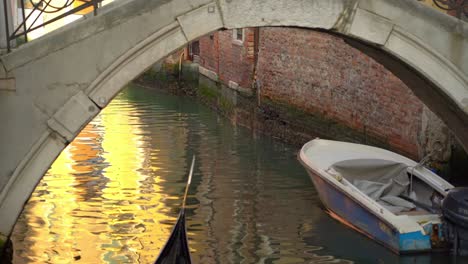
[154,213,191,264]
[155,156,195,264]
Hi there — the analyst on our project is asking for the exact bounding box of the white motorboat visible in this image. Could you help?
[299,138,468,255]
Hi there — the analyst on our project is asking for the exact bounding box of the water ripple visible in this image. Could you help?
[11,85,414,263]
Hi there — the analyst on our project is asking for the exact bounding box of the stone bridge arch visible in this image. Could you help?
[0,0,467,244]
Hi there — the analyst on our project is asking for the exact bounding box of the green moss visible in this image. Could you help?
[260,97,390,149]
[198,83,219,101]
[141,69,172,82]
[219,96,234,113]
[181,64,199,82]
[261,98,329,129]
[0,234,5,251]
[170,63,179,74]
[196,79,236,115]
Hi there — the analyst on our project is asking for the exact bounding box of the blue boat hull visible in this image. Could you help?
[305,168,436,254]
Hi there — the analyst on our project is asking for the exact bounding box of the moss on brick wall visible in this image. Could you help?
[197,75,237,116]
[256,27,424,159]
[0,237,4,250]
[257,98,391,150]
[135,57,467,183]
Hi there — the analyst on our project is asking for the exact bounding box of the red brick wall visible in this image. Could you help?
[256,27,424,158]
[198,29,255,88]
[198,32,219,73]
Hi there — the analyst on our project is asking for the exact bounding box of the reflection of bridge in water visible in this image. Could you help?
[0,0,467,253]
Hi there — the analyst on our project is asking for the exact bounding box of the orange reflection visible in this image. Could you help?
[12,94,176,263]
[99,101,174,263]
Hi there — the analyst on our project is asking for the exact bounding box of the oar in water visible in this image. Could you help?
[155,156,195,264]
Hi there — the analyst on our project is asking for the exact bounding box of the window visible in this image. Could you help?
[190,41,200,56]
[233,28,244,43]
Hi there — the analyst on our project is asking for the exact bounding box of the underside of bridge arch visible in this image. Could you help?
[0,0,467,249]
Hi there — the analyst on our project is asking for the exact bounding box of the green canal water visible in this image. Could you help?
[10,85,461,263]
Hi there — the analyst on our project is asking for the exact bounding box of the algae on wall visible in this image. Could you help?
[135,59,468,185]
[0,234,7,261]
[0,235,4,250]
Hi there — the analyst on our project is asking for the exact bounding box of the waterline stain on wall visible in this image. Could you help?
[135,27,468,183]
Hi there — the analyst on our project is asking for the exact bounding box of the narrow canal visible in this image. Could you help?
[10,85,459,263]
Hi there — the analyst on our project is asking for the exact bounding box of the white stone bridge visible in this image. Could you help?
[0,0,467,249]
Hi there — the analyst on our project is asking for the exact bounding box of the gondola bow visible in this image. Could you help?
[155,156,195,264]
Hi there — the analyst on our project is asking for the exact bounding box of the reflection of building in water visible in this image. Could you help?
[11,86,354,263]
[11,115,106,263]
[68,115,108,201]
[11,90,191,263]
[98,101,148,262]
[84,95,179,263]
[189,132,261,263]
[189,123,323,263]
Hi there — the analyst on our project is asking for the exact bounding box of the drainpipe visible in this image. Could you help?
[253,27,261,106]
[216,32,220,80]
[178,50,185,82]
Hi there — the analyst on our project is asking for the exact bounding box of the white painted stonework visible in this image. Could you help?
[228,80,253,96]
[0,0,467,247]
[199,65,219,81]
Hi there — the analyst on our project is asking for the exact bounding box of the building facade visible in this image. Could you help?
[193,26,455,162]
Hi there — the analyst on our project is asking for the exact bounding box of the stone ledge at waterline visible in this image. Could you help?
[137,62,412,157]
[135,59,468,184]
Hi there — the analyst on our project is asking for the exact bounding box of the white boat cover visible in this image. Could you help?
[331,158,417,213]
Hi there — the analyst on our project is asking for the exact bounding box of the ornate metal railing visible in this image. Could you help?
[1,0,466,53]
[432,0,467,19]
[2,0,103,52]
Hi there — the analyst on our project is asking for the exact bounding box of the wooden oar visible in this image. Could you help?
[155,156,195,264]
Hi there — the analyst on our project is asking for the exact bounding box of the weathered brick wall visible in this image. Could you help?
[198,29,255,88]
[194,26,457,160]
[256,27,425,158]
[199,32,219,73]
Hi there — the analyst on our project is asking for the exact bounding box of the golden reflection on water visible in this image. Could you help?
[10,86,463,264]
[12,97,177,263]
[11,86,361,264]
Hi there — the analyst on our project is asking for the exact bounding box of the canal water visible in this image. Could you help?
[10,85,462,263]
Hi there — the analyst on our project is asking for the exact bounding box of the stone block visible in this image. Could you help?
[47,91,99,142]
[385,27,468,113]
[177,2,223,41]
[348,8,394,45]
[228,80,253,97]
[218,0,349,30]
[89,25,188,107]
[199,65,218,81]
[0,78,15,91]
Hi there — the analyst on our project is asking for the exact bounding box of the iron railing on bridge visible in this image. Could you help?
[430,0,467,19]
[1,0,467,53]
[2,0,104,52]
